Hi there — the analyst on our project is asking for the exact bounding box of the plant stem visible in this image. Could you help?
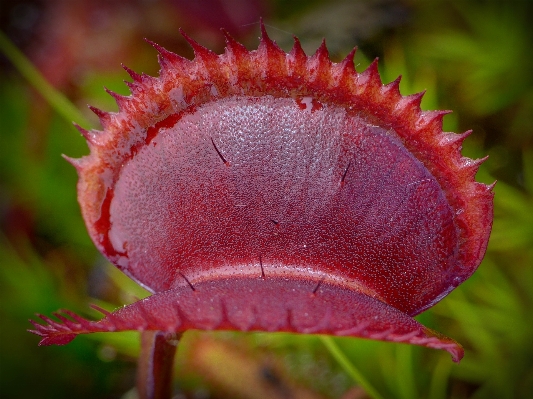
[319,336,385,399]
[0,30,90,126]
[137,331,181,399]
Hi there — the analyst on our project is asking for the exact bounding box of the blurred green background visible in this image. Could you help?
[1,0,532,398]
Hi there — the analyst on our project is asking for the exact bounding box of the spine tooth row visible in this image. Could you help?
[79,25,491,192]
[85,26,487,182]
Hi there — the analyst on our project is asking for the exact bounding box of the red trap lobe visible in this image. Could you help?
[107,96,456,316]
[30,27,494,363]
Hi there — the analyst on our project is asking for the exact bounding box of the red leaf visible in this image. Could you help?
[31,26,493,362]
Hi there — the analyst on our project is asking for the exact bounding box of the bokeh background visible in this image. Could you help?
[1,0,532,398]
